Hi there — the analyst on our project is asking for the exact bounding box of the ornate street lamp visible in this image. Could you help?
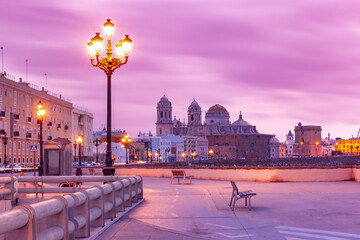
[76,135,83,176]
[121,135,132,164]
[2,132,8,165]
[88,19,133,175]
[93,138,101,163]
[37,101,46,176]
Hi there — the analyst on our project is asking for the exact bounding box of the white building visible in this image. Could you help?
[285,130,295,157]
[270,136,286,158]
[196,137,208,160]
[72,107,93,161]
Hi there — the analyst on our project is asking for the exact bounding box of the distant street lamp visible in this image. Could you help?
[88,19,133,175]
[121,135,132,164]
[191,151,196,161]
[37,101,46,176]
[93,138,101,163]
[208,149,214,160]
[76,135,83,176]
[2,132,8,164]
[148,151,152,163]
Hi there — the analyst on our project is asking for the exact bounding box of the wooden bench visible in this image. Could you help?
[170,170,193,184]
[229,180,256,211]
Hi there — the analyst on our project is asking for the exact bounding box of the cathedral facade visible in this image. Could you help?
[155,95,274,159]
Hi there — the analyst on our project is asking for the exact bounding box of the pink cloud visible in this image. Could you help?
[1,0,360,140]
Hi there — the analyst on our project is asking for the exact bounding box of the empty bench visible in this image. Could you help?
[229,180,256,211]
[170,170,193,184]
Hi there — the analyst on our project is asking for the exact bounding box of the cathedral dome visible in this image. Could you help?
[188,99,201,112]
[207,104,228,115]
[157,95,171,108]
[232,112,250,126]
[269,136,280,144]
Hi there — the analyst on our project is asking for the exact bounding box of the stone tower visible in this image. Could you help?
[156,95,173,136]
[286,130,294,141]
[187,99,202,136]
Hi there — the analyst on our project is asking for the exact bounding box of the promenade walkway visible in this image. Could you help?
[97,177,360,240]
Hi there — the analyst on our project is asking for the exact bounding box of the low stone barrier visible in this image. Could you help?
[114,167,360,182]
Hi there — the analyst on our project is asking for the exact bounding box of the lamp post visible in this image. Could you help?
[76,135,83,176]
[315,141,320,156]
[93,138,101,163]
[73,143,77,163]
[88,19,133,175]
[208,149,214,160]
[191,151,196,161]
[37,101,45,176]
[2,132,8,164]
[148,152,152,163]
[121,135,131,164]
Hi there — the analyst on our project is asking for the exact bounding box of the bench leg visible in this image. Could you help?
[189,177,192,184]
[245,197,247,206]
[182,176,185,184]
[170,176,174,184]
[229,193,234,207]
[232,197,237,211]
[178,178,180,184]
[248,197,252,211]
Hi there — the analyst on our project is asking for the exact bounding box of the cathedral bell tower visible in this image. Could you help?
[187,99,202,136]
[156,95,173,136]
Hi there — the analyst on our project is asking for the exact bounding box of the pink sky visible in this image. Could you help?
[1,0,360,141]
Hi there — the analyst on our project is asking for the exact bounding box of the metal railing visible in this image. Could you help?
[0,175,143,239]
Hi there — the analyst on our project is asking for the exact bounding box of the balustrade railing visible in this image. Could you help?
[0,175,143,239]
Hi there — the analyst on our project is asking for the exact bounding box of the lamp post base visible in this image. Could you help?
[76,168,83,176]
[103,167,115,176]
[38,166,44,176]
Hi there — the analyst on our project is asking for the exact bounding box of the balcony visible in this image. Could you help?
[47,122,52,127]
[26,117,31,123]
[78,115,84,126]
[26,133,31,138]
[0,111,5,118]
[48,136,52,140]
[13,131,19,137]
[56,124,61,129]
[14,114,20,121]
[64,125,69,131]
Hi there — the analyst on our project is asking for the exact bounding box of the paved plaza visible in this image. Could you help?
[97,177,360,240]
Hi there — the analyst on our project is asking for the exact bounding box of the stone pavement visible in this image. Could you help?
[97,177,360,240]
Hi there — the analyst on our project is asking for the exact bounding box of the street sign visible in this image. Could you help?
[30,145,38,152]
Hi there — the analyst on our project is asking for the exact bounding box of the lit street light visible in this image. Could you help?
[121,135,132,164]
[37,101,45,176]
[208,149,214,160]
[76,135,83,176]
[93,138,101,163]
[88,19,133,175]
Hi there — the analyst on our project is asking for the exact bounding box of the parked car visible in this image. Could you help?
[0,164,5,173]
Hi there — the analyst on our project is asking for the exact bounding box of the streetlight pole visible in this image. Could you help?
[88,19,133,175]
[93,138,101,163]
[37,101,45,176]
[74,143,77,163]
[2,132,8,164]
[76,135,83,176]
[121,135,131,164]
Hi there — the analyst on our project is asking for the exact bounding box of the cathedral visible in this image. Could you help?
[155,95,273,159]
